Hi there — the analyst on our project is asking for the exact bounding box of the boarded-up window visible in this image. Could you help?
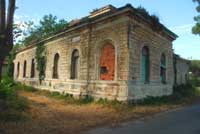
[17,62,20,78]
[160,53,166,83]
[23,60,27,78]
[71,49,79,79]
[100,43,115,80]
[31,59,35,78]
[141,46,149,83]
[53,53,59,79]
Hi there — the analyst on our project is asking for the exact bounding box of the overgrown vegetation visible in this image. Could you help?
[0,76,28,122]
[35,43,46,82]
[14,80,200,112]
[139,75,200,105]
[15,83,94,105]
[136,6,163,32]
[0,75,198,123]
[190,60,200,77]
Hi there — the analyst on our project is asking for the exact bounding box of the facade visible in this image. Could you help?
[14,4,178,101]
[174,55,190,85]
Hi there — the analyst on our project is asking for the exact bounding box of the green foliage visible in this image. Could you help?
[16,86,95,105]
[35,43,46,81]
[136,84,197,106]
[0,77,28,121]
[189,75,200,86]
[43,91,94,105]
[14,21,35,45]
[21,14,68,45]
[192,0,200,35]
[14,82,38,92]
[137,6,150,18]
[190,60,200,77]
[151,15,162,32]
[96,98,127,111]
[0,81,15,100]
[173,84,197,99]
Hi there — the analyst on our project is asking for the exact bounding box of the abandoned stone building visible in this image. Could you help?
[174,54,190,85]
[14,4,187,101]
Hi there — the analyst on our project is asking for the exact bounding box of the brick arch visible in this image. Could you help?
[99,43,115,80]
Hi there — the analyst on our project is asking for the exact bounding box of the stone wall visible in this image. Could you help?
[175,57,190,85]
[14,15,129,101]
[127,17,174,100]
[13,6,177,101]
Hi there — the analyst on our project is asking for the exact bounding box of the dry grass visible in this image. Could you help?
[0,91,180,134]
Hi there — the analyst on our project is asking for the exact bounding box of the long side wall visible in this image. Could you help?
[128,18,174,100]
[14,15,130,101]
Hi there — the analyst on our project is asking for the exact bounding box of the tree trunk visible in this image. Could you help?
[0,0,5,32]
[0,0,6,56]
[6,0,15,46]
[0,0,16,81]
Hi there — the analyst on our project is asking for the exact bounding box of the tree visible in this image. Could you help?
[0,0,16,80]
[21,14,68,45]
[192,0,200,35]
[190,60,200,77]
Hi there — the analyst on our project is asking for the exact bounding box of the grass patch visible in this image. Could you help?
[14,79,200,110]
[14,82,38,92]
[15,83,94,105]
[136,83,199,106]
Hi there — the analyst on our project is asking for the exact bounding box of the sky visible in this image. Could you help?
[14,0,200,60]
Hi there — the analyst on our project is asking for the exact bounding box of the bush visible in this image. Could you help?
[173,83,196,98]
[133,83,198,106]
[0,76,16,100]
[137,96,173,106]
[0,76,28,121]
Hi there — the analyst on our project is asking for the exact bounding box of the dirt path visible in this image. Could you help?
[0,91,180,134]
[0,91,119,134]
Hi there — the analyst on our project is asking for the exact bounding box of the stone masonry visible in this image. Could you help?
[174,55,190,85]
[14,4,179,101]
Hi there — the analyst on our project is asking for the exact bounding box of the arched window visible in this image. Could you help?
[23,60,27,78]
[31,59,35,78]
[100,43,115,80]
[53,53,59,79]
[71,49,79,79]
[141,46,149,83]
[17,62,20,78]
[160,53,166,83]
